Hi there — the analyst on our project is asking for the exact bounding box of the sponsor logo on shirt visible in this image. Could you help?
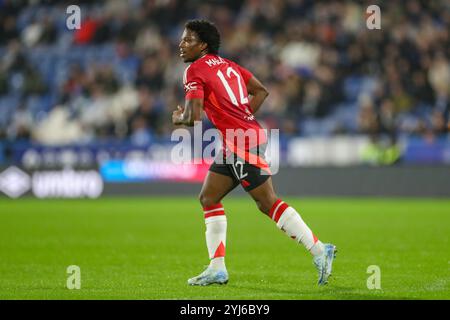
[184,81,198,92]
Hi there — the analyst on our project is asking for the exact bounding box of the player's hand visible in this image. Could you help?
[172,105,185,125]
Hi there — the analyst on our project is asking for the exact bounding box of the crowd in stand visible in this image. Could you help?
[0,0,449,146]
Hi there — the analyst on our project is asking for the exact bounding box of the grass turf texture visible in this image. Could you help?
[0,197,449,300]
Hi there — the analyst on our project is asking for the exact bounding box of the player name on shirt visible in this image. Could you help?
[204,56,226,67]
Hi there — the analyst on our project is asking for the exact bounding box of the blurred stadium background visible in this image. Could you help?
[0,0,450,199]
[0,0,449,300]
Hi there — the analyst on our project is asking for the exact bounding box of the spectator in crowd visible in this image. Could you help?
[127,86,163,142]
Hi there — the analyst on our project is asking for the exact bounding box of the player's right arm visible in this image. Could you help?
[172,98,203,127]
[173,64,204,126]
[246,76,269,114]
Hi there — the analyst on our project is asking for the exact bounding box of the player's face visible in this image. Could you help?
[179,29,206,63]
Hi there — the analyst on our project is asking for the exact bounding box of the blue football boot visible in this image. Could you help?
[313,243,337,285]
[187,266,229,286]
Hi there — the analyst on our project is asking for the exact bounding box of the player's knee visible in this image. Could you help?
[255,196,279,216]
[198,193,218,208]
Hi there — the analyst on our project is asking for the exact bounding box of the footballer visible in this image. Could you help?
[172,19,337,286]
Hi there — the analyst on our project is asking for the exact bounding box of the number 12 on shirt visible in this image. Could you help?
[217,67,249,107]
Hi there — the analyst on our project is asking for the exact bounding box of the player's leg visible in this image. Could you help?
[188,170,238,286]
[247,176,336,285]
[199,170,238,208]
[247,177,325,255]
[199,170,238,271]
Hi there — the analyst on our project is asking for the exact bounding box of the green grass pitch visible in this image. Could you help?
[0,197,449,300]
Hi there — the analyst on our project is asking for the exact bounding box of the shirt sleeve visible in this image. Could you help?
[183,64,204,100]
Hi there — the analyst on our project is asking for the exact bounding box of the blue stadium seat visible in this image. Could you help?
[0,95,21,127]
[331,103,359,132]
[26,94,53,120]
[0,142,4,164]
[343,76,362,101]
[343,76,377,102]
[300,117,341,137]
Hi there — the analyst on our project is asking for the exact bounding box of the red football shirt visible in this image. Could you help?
[183,54,268,168]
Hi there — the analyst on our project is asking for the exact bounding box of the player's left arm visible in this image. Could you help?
[235,63,269,114]
[246,76,269,114]
[172,98,203,127]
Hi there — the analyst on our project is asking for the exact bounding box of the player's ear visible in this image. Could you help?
[200,42,208,52]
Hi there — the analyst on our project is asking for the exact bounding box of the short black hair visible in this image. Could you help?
[185,19,221,55]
